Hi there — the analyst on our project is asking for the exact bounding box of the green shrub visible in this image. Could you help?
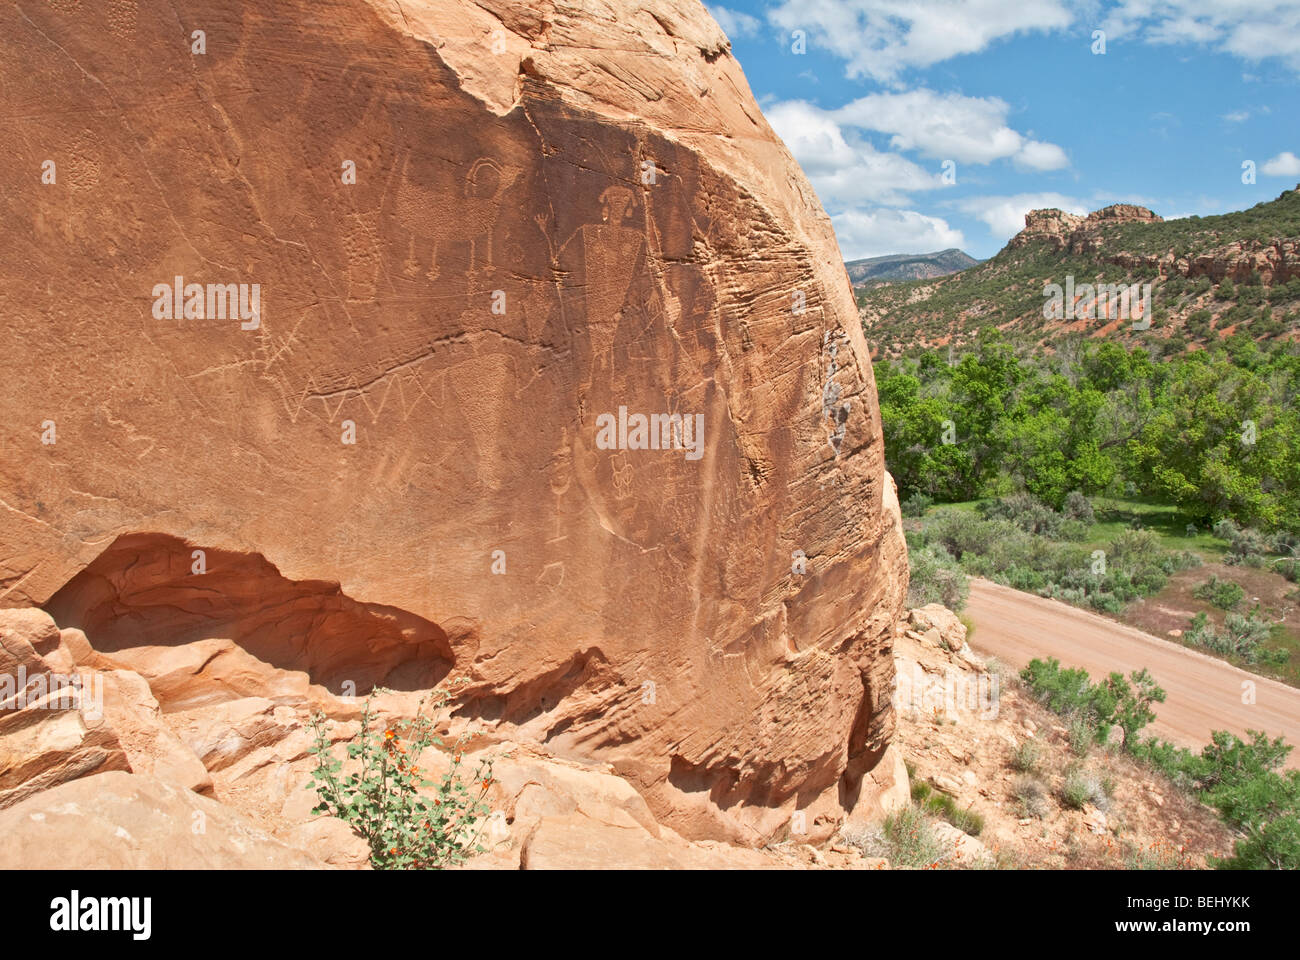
[1061,766,1107,810]
[1133,729,1300,870]
[882,804,948,868]
[918,787,985,836]
[1068,713,1094,757]
[1013,775,1051,819]
[1214,519,1270,564]
[1019,658,1165,746]
[925,508,1017,560]
[979,493,1063,537]
[907,544,970,611]
[1063,490,1095,524]
[1010,739,1042,773]
[307,687,495,870]
[1194,575,1245,610]
[941,802,985,837]
[901,491,933,517]
[1183,611,1280,663]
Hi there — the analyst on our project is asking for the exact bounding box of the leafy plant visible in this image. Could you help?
[1010,738,1042,773]
[307,685,496,870]
[1194,574,1245,610]
[1183,611,1284,664]
[1019,658,1165,747]
[881,804,948,868]
[1132,729,1300,870]
[1061,765,1107,810]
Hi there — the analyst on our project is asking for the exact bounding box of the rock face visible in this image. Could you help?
[0,771,329,869]
[1011,195,1298,283]
[0,0,906,843]
[0,611,131,810]
[1010,204,1163,251]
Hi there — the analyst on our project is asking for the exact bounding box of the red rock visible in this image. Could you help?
[0,772,329,869]
[0,0,905,845]
[0,610,131,809]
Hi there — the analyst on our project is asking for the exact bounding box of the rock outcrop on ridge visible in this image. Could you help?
[0,0,907,845]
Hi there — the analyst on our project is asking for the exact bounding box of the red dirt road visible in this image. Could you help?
[965,578,1300,768]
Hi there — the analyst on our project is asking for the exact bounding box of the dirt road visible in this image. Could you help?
[965,578,1300,768]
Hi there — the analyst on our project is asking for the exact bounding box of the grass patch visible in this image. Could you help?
[911,781,984,836]
[1061,765,1108,810]
[1010,739,1042,773]
[1013,775,1051,819]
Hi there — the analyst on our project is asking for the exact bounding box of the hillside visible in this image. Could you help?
[846,248,980,286]
[859,187,1300,357]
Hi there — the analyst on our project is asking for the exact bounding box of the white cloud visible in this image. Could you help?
[1103,1,1300,72]
[767,92,1069,211]
[1015,140,1071,171]
[766,0,1074,82]
[1262,151,1300,176]
[707,5,761,40]
[957,192,1088,239]
[832,208,966,260]
[765,0,1300,81]
[766,100,942,207]
[1222,110,1251,123]
[830,90,1067,169]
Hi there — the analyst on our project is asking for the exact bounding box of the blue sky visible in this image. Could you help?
[707,1,1300,260]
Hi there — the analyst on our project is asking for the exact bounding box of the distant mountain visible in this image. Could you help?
[857,187,1300,357]
[844,248,980,285]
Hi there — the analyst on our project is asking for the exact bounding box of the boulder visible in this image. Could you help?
[0,610,131,810]
[931,820,989,865]
[0,0,906,843]
[0,771,328,869]
[97,670,213,794]
[910,604,967,652]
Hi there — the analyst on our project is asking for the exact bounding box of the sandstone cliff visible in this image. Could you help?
[0,0,907,844]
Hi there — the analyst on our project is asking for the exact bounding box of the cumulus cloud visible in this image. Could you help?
[707,5,761,40]
[765,0,1300,81]
[957,192,1088,240]
[772,90,1069,187]
[1262,151,1300,176]
[1102,1,1300,72]
[832,208,966,260]
[766,100,942,207]
[1015,140,1071,171]
[766,0,1074,82]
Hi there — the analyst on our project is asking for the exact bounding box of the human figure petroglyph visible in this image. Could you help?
[557,184,647,391]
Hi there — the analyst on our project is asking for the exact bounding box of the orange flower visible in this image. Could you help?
[384,729,396,741]
[481,778,493,790]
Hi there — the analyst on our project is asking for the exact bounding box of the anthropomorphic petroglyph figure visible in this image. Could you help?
[558,185,648,390]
